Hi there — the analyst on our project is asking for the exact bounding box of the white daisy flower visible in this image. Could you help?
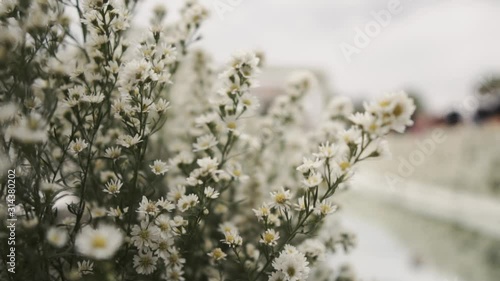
[221,229,243,247]
[46,227,68,248]
[77,260,94,276]
[137,196,159,216]
[104,146,122,159]
[133,250,158,275]
[164,247,186,267]
[252,203,271,221]
[296,157,323,174]
[116,134,142,148]
[177,194,199,212]
[313,142,337,159]
[167,185,186,202]
[165,265,185,281]
[197,157,219,175]
[130,221,161,250]
[75,224,123,260]
[272,245,310,281]
[193,134,218,152]
[150,159,169,175]
[314,200,338,216]
[204,186,220,199]
[106,206,128,219]
[207,248,227,261]
[326,96,354,118]
[260,229,280,246]
[103,179,122,195]
[302,172,323,188]
[69,138,88,154]
[269,187,292,211]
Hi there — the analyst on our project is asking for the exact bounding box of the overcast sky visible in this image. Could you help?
[139,0,500,113]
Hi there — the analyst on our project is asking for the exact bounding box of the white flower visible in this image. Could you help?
[133,250,158,275]
[226,162,249,182]
[222,229,243,247]
[77,260,94,276]
[157,197,175,212]
[294,196,308,212]
[0,103,18,123]
[182,2,208,25]
[272,245,310,281]
[155,214,172,237]
[116,134,142,148]
[252,203,271,221]
[197,157,219,175]
[177,194,199,212]
[131,221,161,250]
[229,50,260,78]
[137,196,159,216]
[165,265,185,281]
[195,112,218,126]
[103,179,122,195]
[40,182,63,193]
[314,200,338,216]
[296,157,323,174]
[326,96,354,118]
[69,138,88,154]
[365,91,416,133]
[241,94,260,111]
[167,185,186,202]
[193,134,218,151]
[150,160,169,175]
[75,224,123,260]
[8,113,47,143]
[286,70,316,97]
[302,172,323,188]
[204,186,220,199]
[104,146,122,159]
[219,222,237,234]
[208,248,227,261]
[269,271,287,281]
[298,239,326,261]
[349,112,386,137]
[270,187,292,211]
[90,206,107,218]
[106,207,128,219]
[313,142,337,159]
[164,247,186,267]
[340,128,362,145]
[46,227,68,248]
[82,93,105,103]
[260,229,280,246]
[223,116,240,132]
[154,98,171,113]
[154,237,174,259]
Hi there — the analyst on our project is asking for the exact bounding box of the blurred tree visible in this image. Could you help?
[478,76,500,96]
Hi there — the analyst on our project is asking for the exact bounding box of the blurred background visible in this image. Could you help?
[141,1,500,280]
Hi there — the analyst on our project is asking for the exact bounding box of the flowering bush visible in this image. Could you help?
[0,0,416,280]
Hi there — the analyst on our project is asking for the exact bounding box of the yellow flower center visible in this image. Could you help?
[393,104,403,117]
[227,122,237,130]
[264,233,275,243]
[275,194,287,204]
[92,235,107,249]
[340,161,351,171]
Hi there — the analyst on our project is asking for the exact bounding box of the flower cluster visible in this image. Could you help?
[0,0,415,280]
